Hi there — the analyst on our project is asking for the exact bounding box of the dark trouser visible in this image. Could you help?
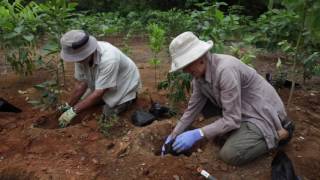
[102,97,137,118]
[202,101,268,165]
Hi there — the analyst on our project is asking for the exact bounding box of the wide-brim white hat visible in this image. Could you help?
[169,32,213,73]
[60,30,98,62]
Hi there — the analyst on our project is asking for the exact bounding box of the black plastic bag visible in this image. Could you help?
[131,110,155,127]
[265,73,301,89]
[271,151,300,180]
[0,98,22,113]
[149,101,175,119]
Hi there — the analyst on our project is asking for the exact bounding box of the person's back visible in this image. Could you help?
[97,41,141,108]
[210,53,286,149]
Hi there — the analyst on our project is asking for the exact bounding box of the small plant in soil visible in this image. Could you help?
[273,58,288,89]
[229,43,256,67]
[98,114,119,137]
[158,71,192,105]
[121,30,132,55]
[28,80,61,111]
[147,23,166,89]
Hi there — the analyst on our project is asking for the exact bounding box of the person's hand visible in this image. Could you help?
[279,120,295,147]
[57,103,71,113]
[277,128,289,141]
[58,107,77,128]
[161,135,174,156]
[172,129,203,153]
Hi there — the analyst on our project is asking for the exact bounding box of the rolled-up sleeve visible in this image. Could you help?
[201,68,242,139]
[172,79,207,137]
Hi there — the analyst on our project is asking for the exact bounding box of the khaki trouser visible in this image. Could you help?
[202,101,268,165]
[218,121,268,165]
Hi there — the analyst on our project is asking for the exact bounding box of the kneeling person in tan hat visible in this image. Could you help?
[58,30,141,127]
[161,32,292,165]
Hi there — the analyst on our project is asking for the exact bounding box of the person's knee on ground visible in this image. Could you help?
[219,145,248,166]
[218,122,269,166]
[102,98,136,118]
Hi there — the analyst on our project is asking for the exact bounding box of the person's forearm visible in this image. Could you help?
[73,89,107,113]
[69,81,88,106]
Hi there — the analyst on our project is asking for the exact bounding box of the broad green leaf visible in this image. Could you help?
[23,34,34,42]
[42,41,59,56]
[34,84,46,90]
[215,10,224,21]
[14,26,23,34]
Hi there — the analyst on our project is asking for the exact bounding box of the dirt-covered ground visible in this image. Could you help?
[0,37,320,180]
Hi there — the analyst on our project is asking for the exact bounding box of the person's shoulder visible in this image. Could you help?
[97,41,113,51]
[214,54,239,69]
[214,54,239,62]
[98,41,120,62]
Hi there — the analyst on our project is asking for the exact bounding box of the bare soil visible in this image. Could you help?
[0,37,320,180]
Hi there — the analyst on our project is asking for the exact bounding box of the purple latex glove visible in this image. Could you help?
[161,135,174,156]
[172,129,203,153]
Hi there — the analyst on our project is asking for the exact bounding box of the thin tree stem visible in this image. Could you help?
[287,2,307,108]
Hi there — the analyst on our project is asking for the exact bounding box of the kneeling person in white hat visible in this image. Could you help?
[161,32,291,165]
[58,30,141,127]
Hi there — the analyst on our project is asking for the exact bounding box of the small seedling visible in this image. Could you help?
[98,114,119,137]
[147,23,166,89]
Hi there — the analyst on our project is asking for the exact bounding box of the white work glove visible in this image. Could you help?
[58,107,77,128]
[57,103,71,113]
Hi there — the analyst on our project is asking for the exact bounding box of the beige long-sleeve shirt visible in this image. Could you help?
[172,54,287,149]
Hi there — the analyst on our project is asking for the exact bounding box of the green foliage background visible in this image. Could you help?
[1,0,319,107]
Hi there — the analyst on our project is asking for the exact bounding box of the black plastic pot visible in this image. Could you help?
[0,98,22,113]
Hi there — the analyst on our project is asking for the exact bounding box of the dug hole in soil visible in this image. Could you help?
[32,106,102,129]
[131,121,207,156]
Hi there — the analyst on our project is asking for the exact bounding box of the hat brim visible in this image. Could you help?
[60,36,98,62]
[170,40,213,73]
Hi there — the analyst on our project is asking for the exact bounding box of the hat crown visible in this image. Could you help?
[168,31,213,72]
[169,31,198,59]
[61,30,86,48]
[60,30,98,62]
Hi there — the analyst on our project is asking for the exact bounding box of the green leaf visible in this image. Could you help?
[303,52,320,64]
[23,34,34,42]
[276,58,282,69]
[215,10,224,21]
[34,84,46,90]
[149,58,160,66]
[3,32,18,39]
[14,26,23,34]
[42,41,59,56]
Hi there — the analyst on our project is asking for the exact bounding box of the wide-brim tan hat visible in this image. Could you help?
[60,30,98,62]
[169,31,213,73]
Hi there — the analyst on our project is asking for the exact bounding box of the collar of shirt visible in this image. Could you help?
[204,59,212,83]
[196,53,220,87]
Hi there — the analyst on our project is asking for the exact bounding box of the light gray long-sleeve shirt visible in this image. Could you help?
[172,54,287,149]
